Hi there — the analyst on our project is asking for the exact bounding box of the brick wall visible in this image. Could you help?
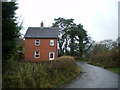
[24,38,57,61]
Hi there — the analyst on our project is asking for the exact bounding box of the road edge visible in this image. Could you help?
[59,62,84,88]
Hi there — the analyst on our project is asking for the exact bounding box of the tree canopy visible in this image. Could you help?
[52,17,90,58]
[2,2,20,71]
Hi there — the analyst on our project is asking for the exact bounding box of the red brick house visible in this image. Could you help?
[24,22,58,61]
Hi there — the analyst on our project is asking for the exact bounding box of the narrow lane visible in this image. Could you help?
[64,62,119,88]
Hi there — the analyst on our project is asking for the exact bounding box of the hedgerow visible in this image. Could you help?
[3,56,81,88]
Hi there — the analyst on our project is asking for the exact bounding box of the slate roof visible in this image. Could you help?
[24,27,58,39]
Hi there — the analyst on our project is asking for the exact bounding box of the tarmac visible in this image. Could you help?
[63,62,119,88]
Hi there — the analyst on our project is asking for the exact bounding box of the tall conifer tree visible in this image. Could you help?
[2,2,19,70]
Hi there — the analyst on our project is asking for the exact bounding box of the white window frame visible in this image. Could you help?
[49,52,54,60]
[34,51,40,58]
[50,40,54,46]
[35,40,40,46]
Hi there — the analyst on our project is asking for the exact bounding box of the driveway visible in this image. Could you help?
[64,62,119,88]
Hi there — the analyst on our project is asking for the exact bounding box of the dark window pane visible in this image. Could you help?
[36,40,39,42]
[36,42,40,45]
[50,53,53,58]
[36,51,39,54]
[36,55,39,57]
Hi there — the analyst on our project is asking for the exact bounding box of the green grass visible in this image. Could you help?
[108,67,120,74]
[88,61,120,74]
[3,56,81,88]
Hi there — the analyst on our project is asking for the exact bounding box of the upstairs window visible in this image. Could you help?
[50,40,54,46]
[35,40,40,46]
[34,51,40,58]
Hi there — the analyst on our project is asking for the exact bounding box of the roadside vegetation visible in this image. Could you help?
[108,68,120,74]
[3,56,81,88]
[88,39,120,74]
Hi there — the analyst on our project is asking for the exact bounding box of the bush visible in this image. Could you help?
[3,56,81,88]
[53,56,76,70]
[89,49,120,68]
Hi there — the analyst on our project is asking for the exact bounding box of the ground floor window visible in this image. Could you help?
[34,51,40,58]
[49,52,54,60]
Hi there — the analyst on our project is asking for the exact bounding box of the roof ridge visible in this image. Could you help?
[24,27,58,38]
[28,27,50,29]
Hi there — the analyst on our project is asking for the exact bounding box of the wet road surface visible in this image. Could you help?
[64,62,119,88]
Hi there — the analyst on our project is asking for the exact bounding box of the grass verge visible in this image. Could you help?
[107,67,120,74]
[3,56,81,88]
[88,61,120,74]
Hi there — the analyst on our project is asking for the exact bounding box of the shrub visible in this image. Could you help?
[3,56,81,88]
[89,49,119,68]
[54,56,76,70]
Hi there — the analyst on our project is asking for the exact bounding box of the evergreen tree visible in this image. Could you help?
[2,2,20,71]
[52,17,89,58]
[52,18,75,56]
[68,24,89,57]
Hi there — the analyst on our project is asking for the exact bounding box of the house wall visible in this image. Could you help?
[24,38,57,61]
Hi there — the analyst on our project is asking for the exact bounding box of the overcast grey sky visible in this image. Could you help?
[15,0,119,42]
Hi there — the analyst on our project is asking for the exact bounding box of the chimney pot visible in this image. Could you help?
[41,21,44,27]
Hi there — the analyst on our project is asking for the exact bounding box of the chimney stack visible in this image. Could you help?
[41,21,44,27]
